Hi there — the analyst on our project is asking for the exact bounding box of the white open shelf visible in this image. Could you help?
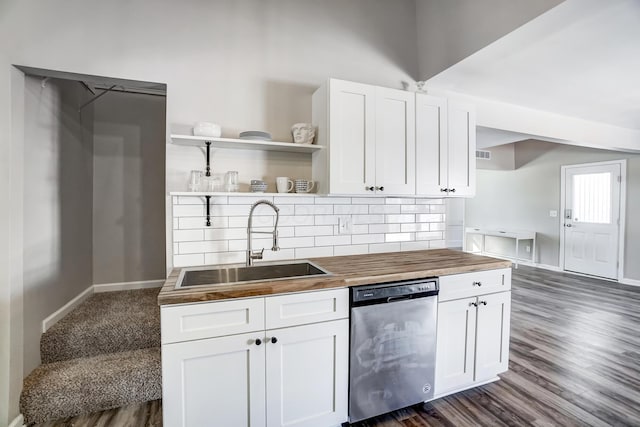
[170,192,318,197]
[170,134,323,154]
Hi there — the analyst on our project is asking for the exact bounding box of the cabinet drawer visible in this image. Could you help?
[161,298,265,344]
[439,268,511,302]
[265,288,349,329]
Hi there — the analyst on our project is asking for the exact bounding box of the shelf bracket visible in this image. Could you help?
[205,195,211,227]
[205,141,211,177]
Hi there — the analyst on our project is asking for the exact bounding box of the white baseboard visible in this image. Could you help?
[620,278,640,287]
[42,285,93,333]
[93,279,164,293]
[42,279,165,332]
[8,413,24,427]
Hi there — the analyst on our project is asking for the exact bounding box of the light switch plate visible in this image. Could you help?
[549,210,558,217]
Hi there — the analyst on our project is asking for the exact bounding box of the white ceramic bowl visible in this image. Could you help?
[193,122,221,137]
[250,183,268,193]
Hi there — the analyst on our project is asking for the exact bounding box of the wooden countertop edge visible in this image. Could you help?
[158,249,512,305]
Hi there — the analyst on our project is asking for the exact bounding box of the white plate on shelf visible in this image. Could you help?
[239,131,272,141]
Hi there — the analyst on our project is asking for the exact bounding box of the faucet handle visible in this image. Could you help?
[251,248,264,260]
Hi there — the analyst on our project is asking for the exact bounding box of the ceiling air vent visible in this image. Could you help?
[476,150,491,160]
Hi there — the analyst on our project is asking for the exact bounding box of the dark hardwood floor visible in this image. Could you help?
[36,266,640,426]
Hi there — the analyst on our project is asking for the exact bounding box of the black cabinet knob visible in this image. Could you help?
[480,301,488,306]
[440,188,447,192]
[450,188,456,193]
[271,337,278,344]
[376,186,384,191]
[255,338,262,346]
[473,281,482,287]
[366,186,375,191]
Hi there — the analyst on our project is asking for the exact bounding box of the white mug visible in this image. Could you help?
[276,177,294,193]
[294,179,315,193]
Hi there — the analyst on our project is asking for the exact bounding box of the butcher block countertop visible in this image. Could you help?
[158,249,512,305]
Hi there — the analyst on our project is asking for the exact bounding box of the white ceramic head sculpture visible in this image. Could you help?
[291,123,316,144]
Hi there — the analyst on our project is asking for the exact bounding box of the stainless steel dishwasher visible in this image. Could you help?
[348,278,439,423]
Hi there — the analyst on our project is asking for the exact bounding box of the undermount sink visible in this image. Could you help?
[176,261,331,288]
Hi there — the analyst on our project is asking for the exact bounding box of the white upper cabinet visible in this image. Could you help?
[416,94,476,197]
[312,79,415,195]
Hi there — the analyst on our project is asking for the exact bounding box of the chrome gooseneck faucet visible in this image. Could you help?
[246,200,280,266]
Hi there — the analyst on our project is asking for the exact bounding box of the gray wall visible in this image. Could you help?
[22,76,94,375]
[477,143,516,171]
[93,91,166,284]
[465,140,640,280]
[0,1,421,419]
[416,0,563,80]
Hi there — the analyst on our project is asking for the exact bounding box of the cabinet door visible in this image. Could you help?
[162,332,266,427]
[475,291,511,382]
[447,100,476,197]
[266,319,349,427]
[329,79,376,195]
[375,87,415,195]
[434,297,477,396]
[416,94,448,196]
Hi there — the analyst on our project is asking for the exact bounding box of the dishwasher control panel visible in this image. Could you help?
[351,278,438,304]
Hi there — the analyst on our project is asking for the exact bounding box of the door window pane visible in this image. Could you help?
[572,172,611,224]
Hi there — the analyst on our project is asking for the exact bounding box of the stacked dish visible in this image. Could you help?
[250,179,268,193]
[239,131,272,141]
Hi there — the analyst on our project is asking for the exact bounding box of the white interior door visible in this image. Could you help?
[563,162,621,280]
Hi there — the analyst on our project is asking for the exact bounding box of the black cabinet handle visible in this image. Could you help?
[440,188,448,192]
[376,186,384,191]
[450,188,456,193]
[479,301,488,306]
[366,186,375,191]
[469,302,478,307]
[271,337,278,344]
[473,281,482,287]
[255,338,262,346]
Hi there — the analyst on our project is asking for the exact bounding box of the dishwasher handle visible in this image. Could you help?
[386,295,412,303]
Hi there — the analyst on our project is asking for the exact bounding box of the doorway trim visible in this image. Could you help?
[559,159,627,281]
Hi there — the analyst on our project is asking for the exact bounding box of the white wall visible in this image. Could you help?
[0,0,421,419]
[477,143,516,171]
[93,91,166,284]
[22,77,94,382]
[416,0,563,80]
[465,140,640,280]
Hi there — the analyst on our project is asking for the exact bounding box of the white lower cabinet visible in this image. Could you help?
[266,320,349,427]
[435,271,511,396]
[162,289,349,427]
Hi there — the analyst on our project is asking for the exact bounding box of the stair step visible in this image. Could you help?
[41,288,160,363]
[20,347,161,425]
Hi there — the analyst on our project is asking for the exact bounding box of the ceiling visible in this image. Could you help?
[427,0,640,131]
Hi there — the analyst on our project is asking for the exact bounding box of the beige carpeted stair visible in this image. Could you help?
[20,288,162,425]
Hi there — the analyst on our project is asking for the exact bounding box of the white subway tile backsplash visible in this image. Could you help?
[400,205,430,214]
[334,204,368,215]
[295,246,334,258]
[315,215,340,225]
[352,234,385,245]
[295,225,334,237]
[172,195,447,268]
[178,217,224,229]
[334,244,369,256]
[415,231,444,241]
[368,242,401,253]
[385,197,415,205]
[294,204,333,215]
[315,235,351,247]
[416,214,444,223]
[400,223,431,232]
[204,251,244,265]
[353,214,385,224]
[204,228,246,241]
[369,205,401,214]
[315,197,352,204]
[352,197,384,205]
[174,229,205,242]
[173,205,204,217]
[385,214,415,224]
[273,196,315,205]
[400,241,431,251]
[385,232,415,242]
[279,215,315,226]
[369,224,401,234]
[179,240,229,254]
[174,254,205,267]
